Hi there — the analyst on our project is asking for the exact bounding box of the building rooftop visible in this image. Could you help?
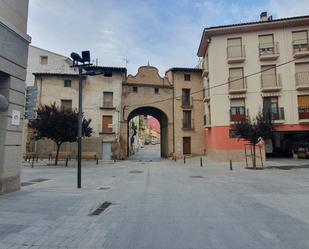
[33,73,79,77]
[197,14,309,57]
[165,67,202,74]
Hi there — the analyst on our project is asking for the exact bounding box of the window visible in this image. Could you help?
[40,56,48,65]
[184,74,191,81]
[263,97,279,120]
[182,110,192,129]
[227,38,243,58]
[154,88,159,94]
[182,89,191,107]
[259,34,275,55]
[103,92,113,107]
[64,80,71,87]
[229,68,244,89]
[102,115,113,133]
[298,95,309,119]
[104,72,113,77]
[261,65,277,87]
[230,99,245,121]
[61,100,72,110]
[133,86,138,93]
[295,63,309,86]
[292,30,309,52]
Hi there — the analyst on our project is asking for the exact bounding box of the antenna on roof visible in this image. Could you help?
[123,57,129,68]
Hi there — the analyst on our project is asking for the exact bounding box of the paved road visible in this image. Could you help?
[129,144,161,162]
[1,158,309,248]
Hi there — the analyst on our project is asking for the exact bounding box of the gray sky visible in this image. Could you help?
[28,0,309,75]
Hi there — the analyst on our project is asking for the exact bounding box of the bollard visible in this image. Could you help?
[200,157,203,167]
[96,158,99,165]
[31,156,34,168]
[230,160,233,171]
[184,156,186,164]
[65,157,68,167]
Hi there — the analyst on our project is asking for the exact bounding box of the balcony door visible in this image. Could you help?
[229,68,244,89]
[230,99,245,121]
[227,38,242,58]
[292,30,308,52]
[295,63,309,85]
[298,95,309,119]
[259,34,274,54]
[261,65,276,88]
[263,97,279,120]
[182,89,191,107]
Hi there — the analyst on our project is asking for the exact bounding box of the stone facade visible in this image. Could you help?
[31,67,126,160]
[0,0,30,194]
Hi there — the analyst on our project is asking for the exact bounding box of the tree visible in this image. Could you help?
[29,103,92,165]
[233,112,274,168]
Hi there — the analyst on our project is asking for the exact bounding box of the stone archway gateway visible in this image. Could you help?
[119,65,205,159]
[120,66,174,158]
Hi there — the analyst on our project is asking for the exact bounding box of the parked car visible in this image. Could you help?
[151,141,156,145]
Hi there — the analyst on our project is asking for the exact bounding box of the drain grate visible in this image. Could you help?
[97,187,110,190]
[90,201,112,216]
[190,176,204,178]
[21,182,35,187]
[30,178,49,183]
[129,170,143,174]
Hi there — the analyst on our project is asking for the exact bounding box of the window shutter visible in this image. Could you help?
[292,31,308,44]
[295,63,309,73]
[298,95,309,108]
[227,38,241,46]
[230,99,245,107]
[259,35,274,48]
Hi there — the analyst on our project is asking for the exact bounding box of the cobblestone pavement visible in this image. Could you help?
[1,156,309,249]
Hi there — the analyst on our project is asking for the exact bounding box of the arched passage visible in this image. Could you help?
[127,106,169,158]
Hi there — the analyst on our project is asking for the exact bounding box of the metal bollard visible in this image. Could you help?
[200,157,203,167]
[96,158,99,165]
[184,156,186,164]
[230,160,233,171]
[31,157,34,168]
[65,157,68,167]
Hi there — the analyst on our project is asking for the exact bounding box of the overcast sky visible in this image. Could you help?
[28,0,309,75]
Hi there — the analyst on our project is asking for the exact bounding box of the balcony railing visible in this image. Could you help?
[227,45,246,63]
[299,107,309,120]
[263,107,285,121]
[261,74,282,91]
[204,115,211,127]
[228,76,247,93]
[259,42,279,60]
[182,119,194,130]
[230,107,247,122]
[292,39,309,58]
[181,97,193,109]
[295,71,309,89]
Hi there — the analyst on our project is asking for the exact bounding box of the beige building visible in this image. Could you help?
[0,0,31,194]
[198,12,309,161]
[26,45,76,86]
[31,66,126,160]
[120,65,205,159]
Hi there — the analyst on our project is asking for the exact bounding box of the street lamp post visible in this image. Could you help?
[70,51,91,189]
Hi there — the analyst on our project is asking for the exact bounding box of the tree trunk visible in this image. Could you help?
[253,144,256,169]
[55,143,62,166]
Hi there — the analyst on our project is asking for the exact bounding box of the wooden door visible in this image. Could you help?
[183,137,191,155]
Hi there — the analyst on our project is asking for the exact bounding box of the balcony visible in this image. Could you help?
[181,97,193,109]
[203,88,210,102]
[204,115,211,128]
[263,107,285,124]
[228,77,247,94]
[202,59,209,77]
[299,107,309,123]
[230,107,247,123]
[227,45,246,64]
[261,74,282,92]
[295,72,309,90]
[259,42,279,61]
[182,119,194,130]
[292,40,309,58]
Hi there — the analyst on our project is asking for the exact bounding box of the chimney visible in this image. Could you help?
[260,12,268,22]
